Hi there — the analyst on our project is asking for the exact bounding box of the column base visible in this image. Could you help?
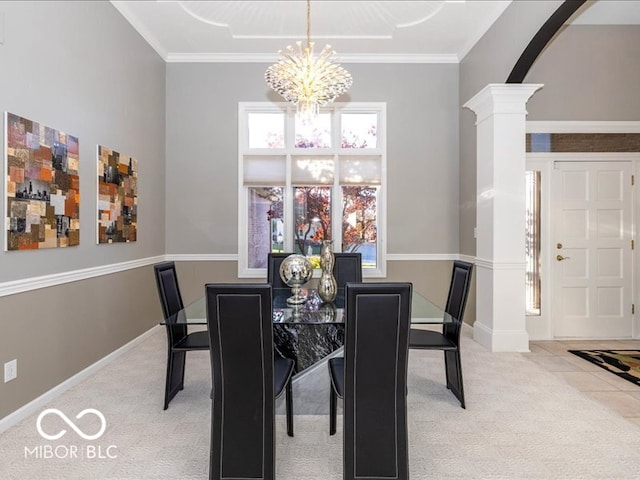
[473,321,530,352]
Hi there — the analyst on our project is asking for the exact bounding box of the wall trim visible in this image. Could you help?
[458,254,478,264]
[0,256,166,298]
[527,152,640,161]
[0,326,162,434]
[0,253,479,298]
[166,253,238,262]
[164,52,460,64]
[110,1,169,59]
[473,321,531,353]
[172,253,475,263]
[387,254,474,262]
[475,258,527,270]
[527,121,640,133]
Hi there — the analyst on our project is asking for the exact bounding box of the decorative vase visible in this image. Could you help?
[318,301,337,323]
[317,240,337,303]
[279,254,313,305]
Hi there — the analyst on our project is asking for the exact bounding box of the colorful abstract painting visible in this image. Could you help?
[97,145,137,243]
[5,112,80,250]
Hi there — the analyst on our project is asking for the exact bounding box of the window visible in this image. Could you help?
[525,170,541,316]
[238,103,386,277]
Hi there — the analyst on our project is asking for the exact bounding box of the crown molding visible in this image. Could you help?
[164,52,460,64]
[111,1,168,60]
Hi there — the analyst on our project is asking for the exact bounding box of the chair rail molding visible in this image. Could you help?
[474,258,526,270]
[0,256,166,297]
[165,253,238,261]
[1,253,477,298]
[387,253,465,261]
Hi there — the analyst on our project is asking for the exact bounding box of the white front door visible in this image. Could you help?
[551,161,633,338]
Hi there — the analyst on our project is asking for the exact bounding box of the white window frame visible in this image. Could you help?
[238,101,387,278]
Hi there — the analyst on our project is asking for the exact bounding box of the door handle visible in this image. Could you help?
[556,255,570,261]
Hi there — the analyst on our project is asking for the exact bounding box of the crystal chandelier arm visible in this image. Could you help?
[265,0,352,123]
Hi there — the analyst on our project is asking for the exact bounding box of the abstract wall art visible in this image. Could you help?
[97,145,137,244]
[5,112,80,250]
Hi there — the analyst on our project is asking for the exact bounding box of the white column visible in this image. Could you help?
[464,84,543,352]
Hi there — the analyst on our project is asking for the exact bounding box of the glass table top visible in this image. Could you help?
[162,288,453,326]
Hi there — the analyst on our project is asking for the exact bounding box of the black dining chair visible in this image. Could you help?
[267,252,291,289]
[153,261,210,410]
[333,252,362,289]
[205,284,294,480]
[408,260,473,408]
[328,282,412,480]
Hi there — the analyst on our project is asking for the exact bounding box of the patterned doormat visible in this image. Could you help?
[569,350,640,387]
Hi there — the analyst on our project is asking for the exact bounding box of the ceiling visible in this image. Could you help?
[111,1,640,63]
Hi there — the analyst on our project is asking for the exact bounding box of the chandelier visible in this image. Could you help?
[265,0,353,123]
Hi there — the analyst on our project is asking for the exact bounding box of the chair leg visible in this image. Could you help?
[445,350,465,409]
[443,350,451,390]
[329,387,337,435]
[164,351,186,410]
[179,351,187,391]
[164,352,174,410]
[455,352,465,409]
[286,379,294,437]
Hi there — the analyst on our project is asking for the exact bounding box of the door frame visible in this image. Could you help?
[525,122,640,340]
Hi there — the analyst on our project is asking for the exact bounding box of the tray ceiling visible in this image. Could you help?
[111,1,640,63]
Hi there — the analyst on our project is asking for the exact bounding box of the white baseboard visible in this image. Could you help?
[0,325,162,435]
[473,321,530,353]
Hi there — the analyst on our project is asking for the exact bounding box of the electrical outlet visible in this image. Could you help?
[4,359,17,383]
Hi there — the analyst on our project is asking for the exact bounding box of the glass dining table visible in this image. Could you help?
[163,287,452,375]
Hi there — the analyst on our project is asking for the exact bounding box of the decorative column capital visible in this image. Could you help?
[463,83,543,124]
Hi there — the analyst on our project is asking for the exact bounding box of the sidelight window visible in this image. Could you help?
[525,170,541,316]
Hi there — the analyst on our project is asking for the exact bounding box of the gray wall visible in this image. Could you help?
[459,0,563,256]
[459,1,640,256]
[0,2,166,418]
[525,25,640,121]
[165,62,460,257]
[0,1,166,281]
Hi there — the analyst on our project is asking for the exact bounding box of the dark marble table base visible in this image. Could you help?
[274,324,345,375]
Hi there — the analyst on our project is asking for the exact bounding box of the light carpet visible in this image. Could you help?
[1,326,640,479]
